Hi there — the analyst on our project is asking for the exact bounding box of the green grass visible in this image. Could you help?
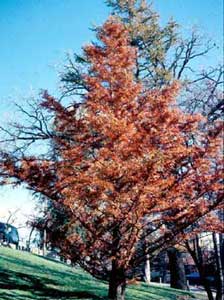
[0,247,205,300]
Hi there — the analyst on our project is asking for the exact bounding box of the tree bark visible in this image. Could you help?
[43,229,47,256]
[185,239,214,300]
[212,233,224,300]
[168,247,189,290]
[144,254,151,283]
[27,226,35,251]
[108,261,126,300]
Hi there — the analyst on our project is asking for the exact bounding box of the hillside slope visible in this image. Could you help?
[0,247,204,300]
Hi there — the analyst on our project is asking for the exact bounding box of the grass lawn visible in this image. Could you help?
[0,247,206,300]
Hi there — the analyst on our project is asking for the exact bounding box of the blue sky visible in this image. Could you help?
[0,0,223,229]
[0,0,223,101]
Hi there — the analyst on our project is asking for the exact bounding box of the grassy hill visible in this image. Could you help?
[0,247,205,300]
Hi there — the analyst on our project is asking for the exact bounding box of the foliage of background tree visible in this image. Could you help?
[62,0,223,120]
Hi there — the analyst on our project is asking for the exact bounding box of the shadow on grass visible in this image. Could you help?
[0,269,103,300]
[0,253,91,285]
[0,293,34,300]
[128,284,197,300]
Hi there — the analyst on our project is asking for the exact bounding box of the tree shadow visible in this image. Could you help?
[0,293,34,300]
[0,253,91,284]
[128,284,197,300]
[0,269,104,300]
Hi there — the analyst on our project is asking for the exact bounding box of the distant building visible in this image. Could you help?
[0,222,19,248]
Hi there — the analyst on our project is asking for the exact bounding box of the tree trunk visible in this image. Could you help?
[185,239,214,300]
[220,233,224,269]
[108,261,126,300]
[168,247,189,290]
[144,254,151,283]
[212,233,224,300]
[160,252,168,283]
[27,226,35,251]
[43,229,47,256]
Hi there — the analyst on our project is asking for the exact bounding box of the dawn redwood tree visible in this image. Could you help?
[0,20,223,300]
[62,1,223,289]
